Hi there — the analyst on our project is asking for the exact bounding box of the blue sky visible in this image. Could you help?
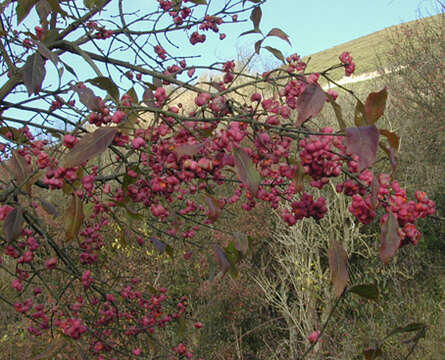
[195,0,442,70]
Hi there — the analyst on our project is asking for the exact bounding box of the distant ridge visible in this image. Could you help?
[304,14,442,82]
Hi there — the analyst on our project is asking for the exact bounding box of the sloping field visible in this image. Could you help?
[304,14,442,81]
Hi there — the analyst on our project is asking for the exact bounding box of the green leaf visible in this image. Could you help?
[46,0,68,18]
[233,231,249,256]
[83,0,107,10]
[254,39,263,54]
[65,195,84,241]
[363,347,383,360]
[23,53,46,95]
[266,28,291,45]
[327,94,346,130]
[349,284,379,301]
[354,99,367,126]
[187,0,207,4]
[328,239,349,298]
[16,0,39,24]
[61,61,78,78]
[87,76,120,101]
[264,46,285,63]
[233,147,261,196]
[126,87,138,104]
[3,207,24,242]
[64,127,118,168]
[239,29,262,37]
[387,323,426,338]
[204,194,222,222]
[250,6,262,31]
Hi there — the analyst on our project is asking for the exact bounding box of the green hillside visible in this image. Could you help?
[304,14,442,81]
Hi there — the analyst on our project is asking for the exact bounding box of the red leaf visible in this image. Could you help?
[379,142,397,173]
[328,239,349,298]
[379,212,401,264]
[365,87,388,124]
[23,53,46,95]
[233,147,261,196]
[65,195,84,241]
[64,127,118,168]
[379,129,399,152]
[213,244,230,276]
[345,125,379,172]
[296,83,327,126]
[266,28,291,45]
[3,207,24,242]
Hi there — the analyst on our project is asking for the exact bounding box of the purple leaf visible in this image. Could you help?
[345,125,379,172]
[64,127,118,168]
[296,83,327,125]
[379,212,401,264]
[23,53,46,95]
[3,207,24,242]
[151,237,167,253]
[213,245,230,276]
[71,85,101,111]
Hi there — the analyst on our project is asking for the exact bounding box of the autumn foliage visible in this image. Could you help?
[0,0,436,359]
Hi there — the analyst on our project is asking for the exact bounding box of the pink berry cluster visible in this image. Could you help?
[381,177,435,246]
[285,53,307,73]
[87,21,114,39]
[281,193,328,225]
[339,51,356,77]
[299,127,343,189]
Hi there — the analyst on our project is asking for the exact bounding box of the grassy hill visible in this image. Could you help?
[304,14,442,82]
